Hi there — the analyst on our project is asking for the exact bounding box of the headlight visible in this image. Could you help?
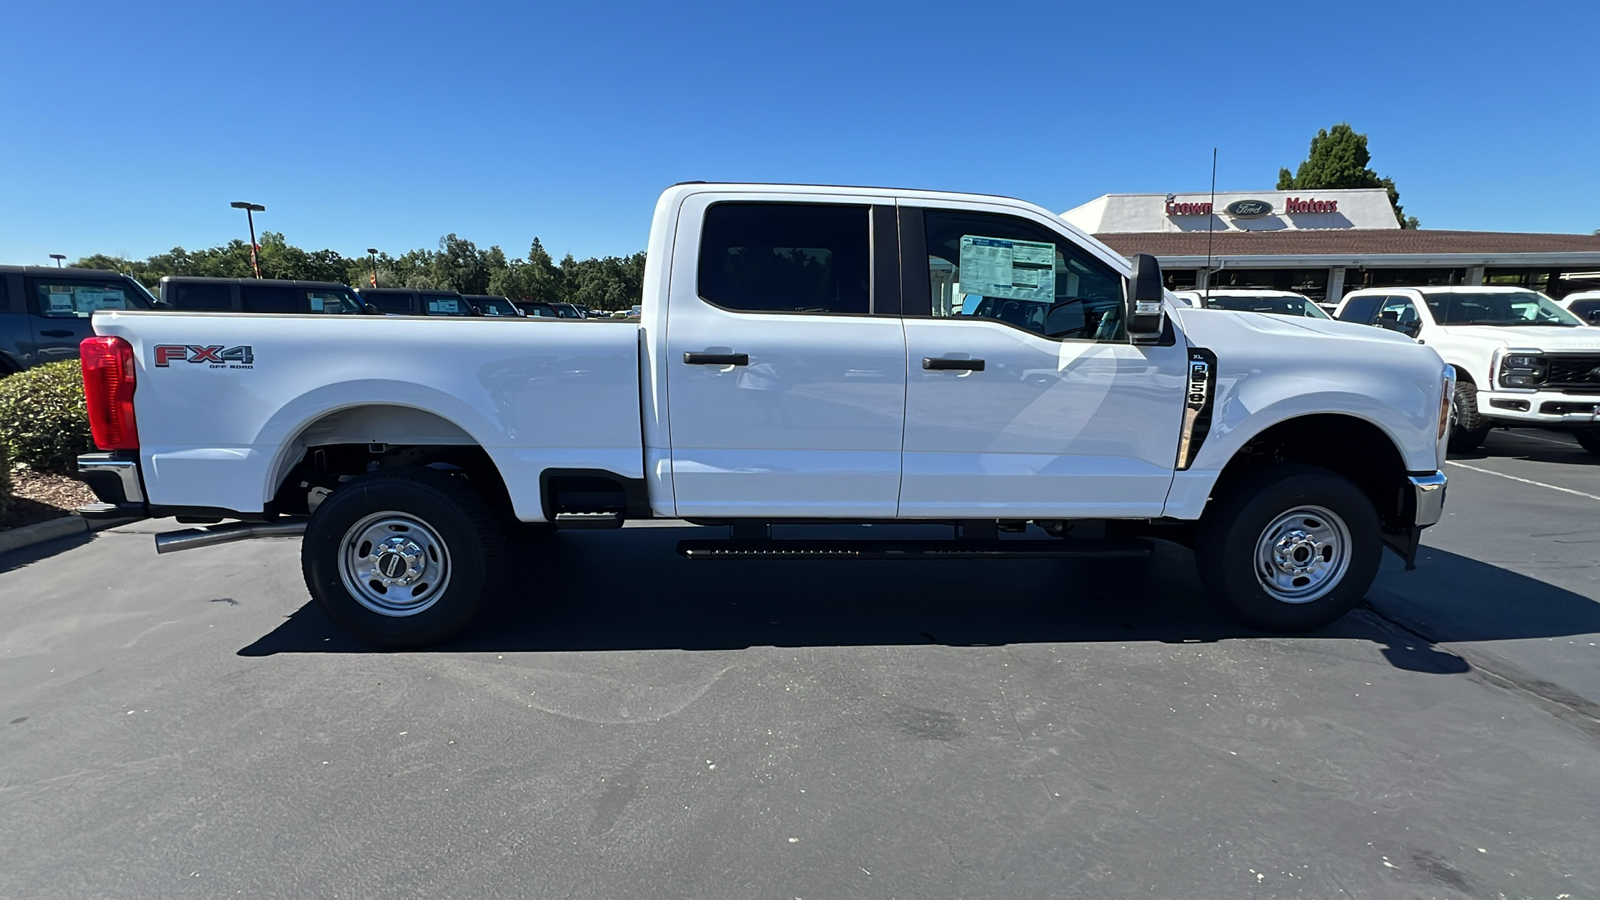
[1497,349,1546,389]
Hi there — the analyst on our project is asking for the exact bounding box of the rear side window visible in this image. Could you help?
[32,280,141,318]
[169,283,234,310]
[365,293,413,314]
[697,203,871,315]
[1336,294,1382,324]
[241,286,302,313]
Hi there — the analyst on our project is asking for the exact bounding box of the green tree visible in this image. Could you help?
[1277,123,1418,228]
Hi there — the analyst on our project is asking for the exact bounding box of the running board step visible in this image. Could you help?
[554,511,624,529]
[677,538,1151,560]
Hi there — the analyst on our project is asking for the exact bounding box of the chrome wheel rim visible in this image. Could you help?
[338,511,452,616]
[1253,505,1351,604]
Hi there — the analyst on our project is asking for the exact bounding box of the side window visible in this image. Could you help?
[170,283,234,311]
[697,202,871,315]
[1335,294,1381,324]
[1377,294,1420,326]
[32,280,138,318]
[365,293,412,314]
[241,286,302,313]
[424,295,467,315]
[307,290,360,314]
[1568,299,1600,323]
[921,209,1125,342]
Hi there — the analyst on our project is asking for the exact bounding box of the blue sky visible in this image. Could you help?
[3,0,1596,265]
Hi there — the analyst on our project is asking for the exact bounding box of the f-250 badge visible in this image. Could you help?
[154,344,254,369]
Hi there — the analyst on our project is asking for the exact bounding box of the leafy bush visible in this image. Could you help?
[0,360,94,475]
[0,445,12,523]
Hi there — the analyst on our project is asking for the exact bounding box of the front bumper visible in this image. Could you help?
[1408,471,1447,527]
[1479,389,1600,426]
[1385,471,1447,570]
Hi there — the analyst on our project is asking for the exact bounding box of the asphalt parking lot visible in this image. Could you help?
[3,431,1598,899]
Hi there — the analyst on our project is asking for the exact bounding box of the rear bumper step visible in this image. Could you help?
[677,537,1151,560]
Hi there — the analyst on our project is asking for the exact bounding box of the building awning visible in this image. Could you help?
[1096,229,1600,268]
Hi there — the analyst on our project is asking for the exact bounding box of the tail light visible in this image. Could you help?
[80,336,139,450]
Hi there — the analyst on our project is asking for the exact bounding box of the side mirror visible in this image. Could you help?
[1376,310,1401,331]
[1125,253,1165,340]
[363,303,383,316]
[1400,318,1422,338]
[1043,299,1086,338]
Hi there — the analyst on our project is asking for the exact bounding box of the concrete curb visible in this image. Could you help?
[0,513,137,556]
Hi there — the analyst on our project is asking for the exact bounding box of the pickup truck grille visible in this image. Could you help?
[1543,354,1600,392]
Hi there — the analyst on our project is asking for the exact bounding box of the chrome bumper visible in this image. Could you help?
[1409,471,1447,527]
[76,452,144,504]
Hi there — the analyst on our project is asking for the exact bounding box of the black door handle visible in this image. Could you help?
[40,329,74,338]
[684,352,749,366]
[923,357,985,371]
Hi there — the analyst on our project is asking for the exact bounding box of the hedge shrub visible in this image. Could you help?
[0,443,12,523]
[0,360,95,475]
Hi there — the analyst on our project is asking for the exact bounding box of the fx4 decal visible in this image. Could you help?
[154,344,255,368]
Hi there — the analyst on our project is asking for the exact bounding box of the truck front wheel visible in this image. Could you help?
[1448,381,1490,452]
[302,469,505,648]
[1574,429,1600,457]
[1196,464,1381,632]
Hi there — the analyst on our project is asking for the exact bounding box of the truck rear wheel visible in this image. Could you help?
[302,469,505,648]
[1448,381,1490,452]
[1196,464,1381,632]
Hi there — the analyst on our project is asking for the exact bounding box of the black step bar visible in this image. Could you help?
[677,537,1150,560]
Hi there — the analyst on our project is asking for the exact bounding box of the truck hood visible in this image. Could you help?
[1171,307,1419,348]
[1437,325,1600,350]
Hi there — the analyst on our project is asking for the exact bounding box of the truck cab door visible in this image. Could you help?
[662,194,907,518]
[25,275,149,365]
[896,202,1187,518]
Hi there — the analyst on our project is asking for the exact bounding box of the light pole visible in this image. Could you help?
[230,201,266,278]
[49,254,65,268]
[367,248,380,288]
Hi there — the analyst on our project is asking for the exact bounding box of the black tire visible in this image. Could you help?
[302,468,505,648]
[1575,429,1600,457]
[1196,463,1382,633]
[1448,381,1490,452]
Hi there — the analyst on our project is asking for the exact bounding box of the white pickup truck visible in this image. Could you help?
[76,183,1453,646]
[1333,286,1600,453]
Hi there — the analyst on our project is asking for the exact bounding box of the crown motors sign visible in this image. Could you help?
[1224,199,1273,218]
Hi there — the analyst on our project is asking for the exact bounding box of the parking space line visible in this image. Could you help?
[1446,460,1600,502]
[1493,431,1580,448]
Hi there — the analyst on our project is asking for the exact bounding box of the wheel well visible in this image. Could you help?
[1214,414,1412,531]
[271,442,514,520]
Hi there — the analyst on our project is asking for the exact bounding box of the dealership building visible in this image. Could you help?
[1062,189,1600,304]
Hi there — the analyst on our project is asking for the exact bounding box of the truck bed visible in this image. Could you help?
[93,311,644,521]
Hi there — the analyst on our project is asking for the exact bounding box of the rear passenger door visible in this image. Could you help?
[26,276,149,363]
[663,194,907,518]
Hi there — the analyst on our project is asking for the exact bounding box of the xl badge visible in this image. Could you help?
[154,344,254,368]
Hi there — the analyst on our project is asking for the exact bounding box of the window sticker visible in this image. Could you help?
[959,235,1056,302]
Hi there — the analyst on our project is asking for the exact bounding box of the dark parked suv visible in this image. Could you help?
[0,265,156,374]
[159,277,365,314]
[355,288,475,316]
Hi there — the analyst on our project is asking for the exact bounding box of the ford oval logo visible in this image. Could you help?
[1225,199,1273,218]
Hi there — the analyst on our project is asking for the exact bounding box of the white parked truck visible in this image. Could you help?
[1333,285,1600,453]
[76,184,1453,646]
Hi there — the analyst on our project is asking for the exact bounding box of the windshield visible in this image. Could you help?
[1204,294,1329,319]
[1424,290,1583,327]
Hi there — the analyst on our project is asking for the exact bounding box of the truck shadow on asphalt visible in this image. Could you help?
[238,525,1600,675]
